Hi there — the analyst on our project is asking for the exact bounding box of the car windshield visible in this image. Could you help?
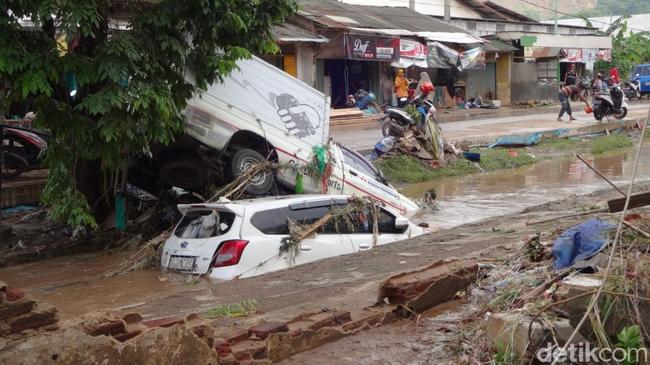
[339,145,384,183]
[174,209,236,239]
[633,65,650,76]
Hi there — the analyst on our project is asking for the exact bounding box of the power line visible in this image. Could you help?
[515,0,648,33]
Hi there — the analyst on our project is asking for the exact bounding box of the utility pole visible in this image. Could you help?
[553,0,558,34]
[444,0,451,22]
[409,0,415,10]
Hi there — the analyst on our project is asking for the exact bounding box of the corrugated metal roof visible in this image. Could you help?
[483,39,518,52]
[297,0,471,34]
[272,23,329,43]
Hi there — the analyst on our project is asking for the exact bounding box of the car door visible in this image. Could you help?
[236,199,351,278]
[338,206,410,251]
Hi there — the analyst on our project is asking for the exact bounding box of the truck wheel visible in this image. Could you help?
[230,149,273,195]
[159,155,206,192]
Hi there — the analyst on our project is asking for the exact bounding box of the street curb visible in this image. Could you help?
[449,117,645,147]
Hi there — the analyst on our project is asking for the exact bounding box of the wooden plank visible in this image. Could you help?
[607,191,650,213]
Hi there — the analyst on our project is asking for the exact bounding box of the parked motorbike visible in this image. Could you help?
[1,125,48,179]
[591,84,628,121]
[623,79,640,100]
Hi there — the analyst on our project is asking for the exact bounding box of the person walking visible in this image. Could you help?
[563,63,577,86]
[558,82,588,121]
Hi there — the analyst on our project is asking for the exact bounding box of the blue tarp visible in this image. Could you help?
[552,218,616,270]
[489,132,543,148]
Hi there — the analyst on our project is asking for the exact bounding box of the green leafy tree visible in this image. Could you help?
[1,0,296,227]
[593,20,650,79]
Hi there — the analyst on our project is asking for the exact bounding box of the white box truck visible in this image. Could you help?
[153,56,418,216]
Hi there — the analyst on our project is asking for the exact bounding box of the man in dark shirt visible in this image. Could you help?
[558,83,588,121]
[564,63,577,86]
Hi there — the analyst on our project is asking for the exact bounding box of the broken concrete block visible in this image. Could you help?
[486,312,588,361]
[377,259,479,313]
[248,321,288,340]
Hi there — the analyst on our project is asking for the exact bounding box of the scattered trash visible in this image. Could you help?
[1,205,37,216]
[463,152,480,162]
[488,132,543,148]
[552,218,616,270]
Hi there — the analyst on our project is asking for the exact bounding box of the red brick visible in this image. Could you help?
[219,327,250,344]
[287,321,313,337]
[186,313,200,322]
[248,321,288,340]
[341,310,382,332]
[232,340,266,361]
[219,354,237,365]
[88,320,126,337]
[114,329,142,342]
[5,287,25,302]
[122,313,143,324]
[307,313,335,331]
[214,338,232,355]
[0,300,34,320]
[143,316,184,328]
[10,311,57,333]
[193,325,207,338]
[333,310,351,324]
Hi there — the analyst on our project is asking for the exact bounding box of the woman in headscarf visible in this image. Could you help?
[414,71,434,101]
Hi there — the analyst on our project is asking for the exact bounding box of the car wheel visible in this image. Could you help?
[159,154,206,192]
[230,148,273,195]
[614,107,628,120]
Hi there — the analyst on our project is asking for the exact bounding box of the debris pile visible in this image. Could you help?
[450,213,650,364]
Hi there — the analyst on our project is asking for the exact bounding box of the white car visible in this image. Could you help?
[161,195,428,280]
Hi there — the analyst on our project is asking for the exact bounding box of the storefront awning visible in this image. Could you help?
[418,32,485,44]
[524,47,563,59]
[483,39,518,52]
[348,27,486,44]
[272,23,329,43]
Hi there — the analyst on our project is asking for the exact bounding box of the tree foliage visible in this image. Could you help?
[1,0,296,227]
[593,21,650,79]
[575,0,650,18]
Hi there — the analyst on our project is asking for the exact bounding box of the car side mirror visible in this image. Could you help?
[395,217,409,229]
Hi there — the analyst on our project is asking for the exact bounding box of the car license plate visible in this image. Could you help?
[168,256,196,271]
[645,82,650,86]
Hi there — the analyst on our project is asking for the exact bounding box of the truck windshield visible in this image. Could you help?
[175,209,236,239]
[633,65,650,76]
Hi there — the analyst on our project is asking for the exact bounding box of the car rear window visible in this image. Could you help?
[175,209,236,239]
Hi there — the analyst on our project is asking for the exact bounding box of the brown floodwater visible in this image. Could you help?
[403,146,650,230]
[0,249,208,320]
[2,146,648,320]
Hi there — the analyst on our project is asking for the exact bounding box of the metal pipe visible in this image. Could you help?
[576,153,626,197]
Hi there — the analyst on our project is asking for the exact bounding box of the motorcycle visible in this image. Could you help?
[591,84,628,122]
[1,125,48,179]
[380,94,438,138]
[623,79,640,100]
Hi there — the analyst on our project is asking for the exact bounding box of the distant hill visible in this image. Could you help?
[489,0,596,20]
[492,0,650,20]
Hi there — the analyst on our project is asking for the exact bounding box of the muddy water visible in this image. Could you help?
[4,147,649,320]
[0,250,207,320]
[403,146,650,230]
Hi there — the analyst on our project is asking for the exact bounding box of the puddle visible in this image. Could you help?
[403,146,650,230]
[0,250,207,320]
